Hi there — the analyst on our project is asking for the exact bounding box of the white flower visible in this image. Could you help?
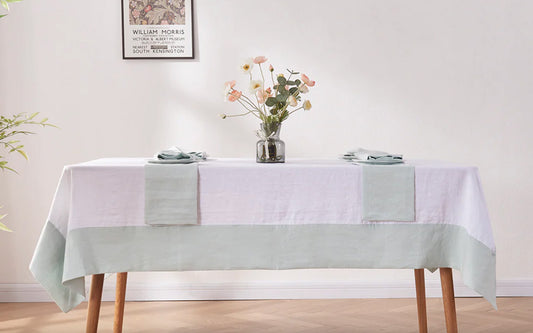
[288,95,297,107]
[249,80,263,93]
[298,83,309,94]
[240,58,254,74]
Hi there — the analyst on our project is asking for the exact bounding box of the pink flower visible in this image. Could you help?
[228,90,242,102]
[132,9,140,18]
[256,89,272,104]
[224,80,236,99]
[253,56,268,64]
[301,74,315,87]
[224,80,236,90]
[269,64,274,72]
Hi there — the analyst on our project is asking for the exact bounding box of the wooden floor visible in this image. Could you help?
[1,297,532,332]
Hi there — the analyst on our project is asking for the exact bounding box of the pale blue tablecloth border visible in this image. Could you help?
[30,222,496,313]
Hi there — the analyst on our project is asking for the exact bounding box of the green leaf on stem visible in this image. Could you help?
[0,208,11,232]
[265,97,277,107]
[276,94,286,102]
[0,221,12,232]
[17,149,28,160]
[287,69,300,75]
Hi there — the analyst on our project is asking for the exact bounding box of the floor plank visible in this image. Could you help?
[0,297,531,332]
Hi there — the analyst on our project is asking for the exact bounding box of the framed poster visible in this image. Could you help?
[121,0,194,59]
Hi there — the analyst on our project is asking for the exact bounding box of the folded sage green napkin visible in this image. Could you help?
[156,146,207,161]
[144,163,198,225]
[362,164,415,222]
[345,148,403,162]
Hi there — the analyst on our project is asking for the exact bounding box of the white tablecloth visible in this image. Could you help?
[30,158,496,312]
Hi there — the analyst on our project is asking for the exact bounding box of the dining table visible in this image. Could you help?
[30,158,496,333]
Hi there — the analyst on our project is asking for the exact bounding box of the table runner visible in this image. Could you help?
[144,163,198,225]
[30,158,496,312]
[361,164,415,221]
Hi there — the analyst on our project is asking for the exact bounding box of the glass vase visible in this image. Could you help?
[256,122,285,163]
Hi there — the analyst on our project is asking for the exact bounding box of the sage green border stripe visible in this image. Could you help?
[61,224,495,311]
[29,222,85,313]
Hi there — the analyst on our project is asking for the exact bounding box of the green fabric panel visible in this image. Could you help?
[362,165,415,221]
[58,224,495,312]
[29,222,85,313]
[144,163,198,225]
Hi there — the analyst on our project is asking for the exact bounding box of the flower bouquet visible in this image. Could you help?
[221,56,315,163]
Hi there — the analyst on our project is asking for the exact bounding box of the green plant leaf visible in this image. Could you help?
[0,211,12,232]
[286,69,300,75]
[1,0,9,11]
[17,149,28,160]
[0,221,12,232]
[0,14,7,18]
[0,111,55,174]
[265,97,277,107]
[277,76,287,85]
[0,161,18,174]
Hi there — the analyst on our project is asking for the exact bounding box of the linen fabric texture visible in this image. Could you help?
[144,163,198,225]
[30,158,496,312]
[362,165,415,222]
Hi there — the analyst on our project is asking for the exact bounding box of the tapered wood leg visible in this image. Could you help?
[414,269,428,333]
[114,272,128,333]
[86,274,105,333]
[440,268,458,333]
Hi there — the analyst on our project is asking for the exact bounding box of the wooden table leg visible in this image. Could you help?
[114,272,128,333]
[414,269,428,333]
[86,274,105,333]
[440,267,458,333]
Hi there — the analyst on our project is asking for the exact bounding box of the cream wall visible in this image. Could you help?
[1,0,532,300]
